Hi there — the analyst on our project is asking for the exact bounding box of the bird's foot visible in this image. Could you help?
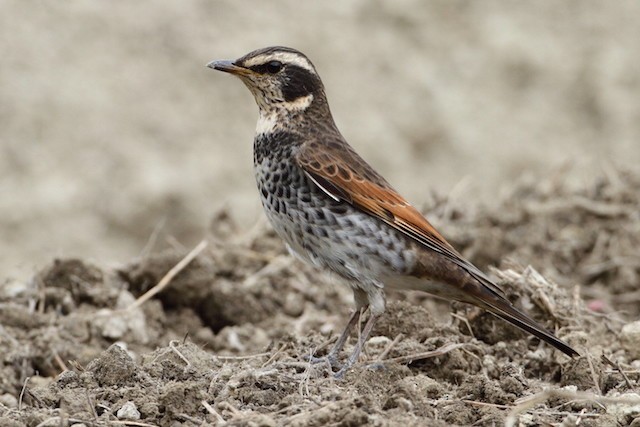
[365,361,386,371]
[333,360,387,379]
[333,359,355,379]
[304,352,342,370]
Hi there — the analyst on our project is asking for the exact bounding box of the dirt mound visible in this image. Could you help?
[431,166,640,318]
[1,170,639,426]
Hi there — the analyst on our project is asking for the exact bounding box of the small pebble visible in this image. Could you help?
[117,401,141,420]
[0,393,18,408]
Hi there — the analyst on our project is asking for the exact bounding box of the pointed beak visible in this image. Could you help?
[206,60,252,76]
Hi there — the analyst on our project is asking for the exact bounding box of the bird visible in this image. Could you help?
[207,46,578,377]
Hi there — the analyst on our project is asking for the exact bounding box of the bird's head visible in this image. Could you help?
[208,46,326,115]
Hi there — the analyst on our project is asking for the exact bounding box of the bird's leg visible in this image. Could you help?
[334,312,379,379]
[308,308,362,368]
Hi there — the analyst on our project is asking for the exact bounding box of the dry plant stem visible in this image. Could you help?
[169,340,192,366]
[202,400,225,424]
[214,351,271,361]
[535,289,556,318]
[462,400,511,409]
[85,391,98,421]
[601,355,633,388]
[18,376,29,411]
[261,343,288,368]
[308,335,337,355]
[53,351,68,372]
[218,401,242,419]
[127,240,208,311]
[383,343,465,364]
[375,334,404,362]
[298,353,313,397]
[463,401,603,419]
[450,312,476,338]
[586,352,602,395]
[505,389,640,427]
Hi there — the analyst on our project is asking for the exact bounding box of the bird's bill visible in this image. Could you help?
[206,60,253,76]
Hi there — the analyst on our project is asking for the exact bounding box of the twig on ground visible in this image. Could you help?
[505,389,640,427]
[383,342,465,364]
[535,288,557,318]
[18,376,30,411]
[85,390,98,421]
[218,401,242,417]
[169,340,192,367]
[127,240,208,311]
[53,351,68,373]
[462,400,511,409]
[309,335,338,356]
[586,352,602,395]
[202,400,225,424]
[261,343,288,368]
[376,334,403,362]
[450,313,475,339]
[214,351,271,361]
[601,355,633,388]
[298,349,313,397]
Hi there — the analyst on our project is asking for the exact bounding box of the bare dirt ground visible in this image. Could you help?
[2,1,640,426]
[1,169,640,426]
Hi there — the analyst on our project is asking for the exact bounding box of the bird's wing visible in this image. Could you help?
[295,140,506,298]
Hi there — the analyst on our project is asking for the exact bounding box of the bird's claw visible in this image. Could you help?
[304,353,342,370]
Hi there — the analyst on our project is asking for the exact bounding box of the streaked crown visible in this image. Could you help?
[208,46,326,113]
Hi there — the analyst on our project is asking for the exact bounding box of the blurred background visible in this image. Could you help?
[2,0,639,279]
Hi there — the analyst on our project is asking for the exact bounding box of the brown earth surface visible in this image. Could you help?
[1,169,639,426]
[2,1,640,426]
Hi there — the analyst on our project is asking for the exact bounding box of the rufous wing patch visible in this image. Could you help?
[295,140,507,299]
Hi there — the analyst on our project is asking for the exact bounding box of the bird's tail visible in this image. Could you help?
[468,279,579,357]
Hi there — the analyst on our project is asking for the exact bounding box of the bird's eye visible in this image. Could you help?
[265,61,283,73]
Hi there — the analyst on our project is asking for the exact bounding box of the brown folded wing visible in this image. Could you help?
[295,139,506,298]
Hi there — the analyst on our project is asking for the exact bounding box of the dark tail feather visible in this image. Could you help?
[481,293,579,357]
[462,272,579,357]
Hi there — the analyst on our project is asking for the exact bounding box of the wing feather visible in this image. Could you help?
[295,140,506,298]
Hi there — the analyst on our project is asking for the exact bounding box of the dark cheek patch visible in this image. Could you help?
[281,66,321,101]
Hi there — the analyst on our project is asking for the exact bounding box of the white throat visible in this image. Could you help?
[255,94,314,136]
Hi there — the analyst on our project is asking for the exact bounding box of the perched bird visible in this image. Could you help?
[208,46,578,377]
